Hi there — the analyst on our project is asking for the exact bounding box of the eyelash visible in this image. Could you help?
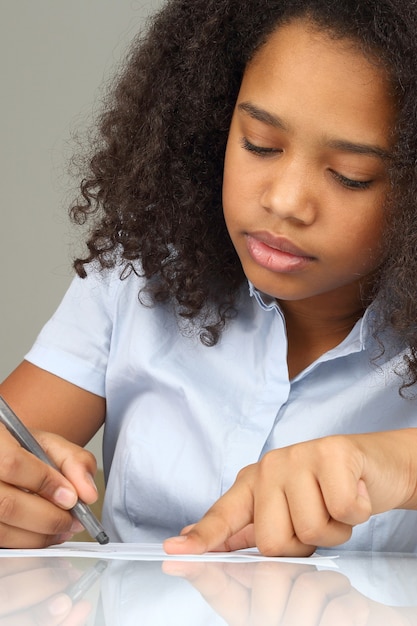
[241,137,373,191]
[330,171,373,191]
[240,137,280,156]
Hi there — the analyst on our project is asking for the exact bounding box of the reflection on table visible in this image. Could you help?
[1,551,417,625]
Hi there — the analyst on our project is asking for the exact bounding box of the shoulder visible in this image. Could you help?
[67,261,148,311]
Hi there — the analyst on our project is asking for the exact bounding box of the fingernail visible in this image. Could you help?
[86,473,98,493]
[53,487,78,508]
[48,594,72,616]
[166,535,189,543]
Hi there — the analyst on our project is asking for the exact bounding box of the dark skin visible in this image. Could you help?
[281,268,378,378]
[280,293,366,379]
[0,363,104,548]
[163,21,417,557]
[1,20,417,556]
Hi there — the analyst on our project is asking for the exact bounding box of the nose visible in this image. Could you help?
[261,156,317,225]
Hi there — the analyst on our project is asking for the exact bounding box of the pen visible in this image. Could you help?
[0,395,109,545]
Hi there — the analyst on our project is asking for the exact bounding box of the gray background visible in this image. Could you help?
[0,0,163,466]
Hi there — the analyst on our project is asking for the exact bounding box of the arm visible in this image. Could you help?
[0,360,105,445]
[164,429,417,556]
[0,360,106,548]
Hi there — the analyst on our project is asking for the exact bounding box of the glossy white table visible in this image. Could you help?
[1,551,416,624]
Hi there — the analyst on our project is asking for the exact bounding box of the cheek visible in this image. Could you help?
[352,206,385,249]
[332,210,385,273]
[223,158,260,228]
[222,154,245,227]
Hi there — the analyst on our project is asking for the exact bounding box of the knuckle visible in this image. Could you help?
[62,447,97,479]
[35,471,56,497]
[0,451,20,480]
[257,450,280,478]
[320,435,353,462]
[329,500,355,522]
[83,449,97,471]
[0,493,17,522]
[329,496,371,525]
[71,445,95,465]
[296,524,321,545]
[257,538,284,557]
[236,463,254,481]
[296,520,353,547]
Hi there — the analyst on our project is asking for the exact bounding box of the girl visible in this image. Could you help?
[1,0,417,556]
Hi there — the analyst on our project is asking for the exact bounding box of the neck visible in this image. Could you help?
[278,284,369,379]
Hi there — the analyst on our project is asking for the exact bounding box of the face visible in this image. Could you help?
[223,19,396,311]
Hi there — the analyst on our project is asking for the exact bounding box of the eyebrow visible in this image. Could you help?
[237,101,392,161]
[238,101,288,131]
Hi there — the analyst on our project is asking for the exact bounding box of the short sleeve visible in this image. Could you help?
[25,269,117,397]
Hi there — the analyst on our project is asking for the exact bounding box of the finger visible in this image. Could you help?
[0,427,78,510]
[254,480,316,557]
[285,472,354,549]
[36,432,99,506]
[0,481,83,539]
[253,448,357,554]
[0,522,80,549]
[320,473,372,527]
[182,523,255,551]
[164,466,256,555]
[304,437,372,527]
[249,449,317,556]
[310,438,372,526]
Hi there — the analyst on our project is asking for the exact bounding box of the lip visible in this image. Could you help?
[245,231,315,273]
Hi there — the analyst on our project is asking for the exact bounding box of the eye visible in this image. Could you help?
[240,137,281,157]
[330,170,373,190]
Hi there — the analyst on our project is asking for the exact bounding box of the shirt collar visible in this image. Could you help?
[248,281,372,355]
[248,281,281,312]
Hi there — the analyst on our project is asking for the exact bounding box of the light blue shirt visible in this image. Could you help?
[25,266,417,551]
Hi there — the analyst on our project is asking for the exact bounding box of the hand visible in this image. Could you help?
[164,430,417,556]
[162,560,417,625]
[0,424,99,548]
[0,557,93,626]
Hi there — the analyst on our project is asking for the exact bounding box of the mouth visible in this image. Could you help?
[245,232,315,273]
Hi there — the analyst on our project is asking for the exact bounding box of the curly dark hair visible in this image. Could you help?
[70,0,417,385]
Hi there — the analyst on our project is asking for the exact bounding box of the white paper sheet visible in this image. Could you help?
[0,542,338,566]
